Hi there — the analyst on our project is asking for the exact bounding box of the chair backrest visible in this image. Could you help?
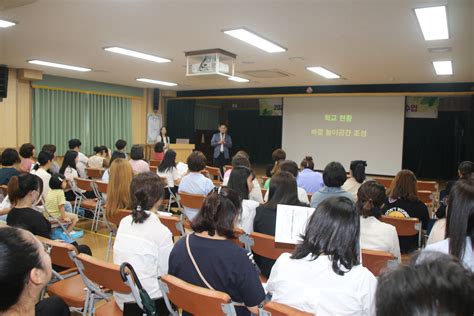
[224,165,233,173]
[372,177,393,189]
[159,274,234,316]
[417,181,438,192]
[75,177,93,192]
[94,181,108,194]
[0,184,8,195]
[417,190,433,205]
[361,249,396,277]
[262,301,313,316]
[158,214,184,238]
[150,160,162,167]
[205,166,221,180]
[380,215,420,236]
[86,168,104,180]
[76,253,130,293]
[108,209,132,227]
[179,192,206,210]
[36,236,77,269]
[150,166,158,173]
[250,232,295,260]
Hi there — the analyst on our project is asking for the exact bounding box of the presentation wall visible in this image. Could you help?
[282,96,405,176]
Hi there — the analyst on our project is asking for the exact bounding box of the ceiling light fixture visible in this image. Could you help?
[228,76,250,83]
[432,60,453,75]
[136,78,178,87]
[223,28,286,53]
[306,66,341,79]
[28,60,92,72]
[414,6,449,40]
[104,47,171,63]
[0,19,16,28]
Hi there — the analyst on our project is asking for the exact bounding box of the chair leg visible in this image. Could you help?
[105,231,113,262]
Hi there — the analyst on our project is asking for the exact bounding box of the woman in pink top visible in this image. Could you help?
[129,145,150,175]
[19,143,36,172]
[153,142,165,161]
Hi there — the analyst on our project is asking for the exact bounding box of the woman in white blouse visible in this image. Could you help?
[113,172,173,313]
[59,150,81,201]
[266,196,377,316]
[342,160,368,201]
[264,160,309,204]
[227,166,260,234]
[156,149,182,196]
[157,127,171,151]
[357,181,401,261]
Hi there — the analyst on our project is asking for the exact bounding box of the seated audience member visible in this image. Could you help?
[169,188,265,316]
[297,156,323,194]
[425,178,473,271]
[227,166,260,234]
[45,174,78,234]
[428,182,454,245]
[265,160,309,204]
[222,152,263,203]
[376,252,474,316]
[178,151,214,221]
[342,160,367,200]
[101,153,126,183]
[60,150,83,201]
[267,196,377,315]
[19,143,36,172]
[254,171,308,277]
[0,148,21,185]
[68,139,88,178]
[458,160,473,179]
[6,174,91,255]
[113,173,173,314]
[0,226,70,316]
[112,139,128,160]
[435,181,454,219]
[105,158,133,221]
[382,169,429,253]
[87,145,109,169]
[157,149,181,198]
[358,181,401,261]
[310,161,353,208]
[265,148,286,178]
[30,151,53,199]
[129,145,150,175]
[153,142,165,161]
[41,144,61,174]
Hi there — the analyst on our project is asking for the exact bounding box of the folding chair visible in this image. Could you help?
[361,249,397,276]
[158,213,185,239]
[150,166,158,173]
[159,274,237,316]
[381,215,422,249]
[205,166,222,185]
[178,192,206,214]
[91,180,109,232]
[159,176,181,212]
[86,168,104,180]
[258,301,312,316]
[37,196,74,242]
[71,178,100,231]
[418,190,435,213]
[150,159,162,167]
[224,165,233,173]
[104,209,132,261]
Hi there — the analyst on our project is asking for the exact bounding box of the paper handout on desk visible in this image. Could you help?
[275,204,315,244]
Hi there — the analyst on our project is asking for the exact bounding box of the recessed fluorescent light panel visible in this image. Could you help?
[28,60,91,72]
[414,6,449,40]
[104,47,171,63]
[306,66,341,79]
[136,78,178,87]
[432,61,453,75]
[223,28,286,53]
[228,76,250,83]
[0,19,16,28]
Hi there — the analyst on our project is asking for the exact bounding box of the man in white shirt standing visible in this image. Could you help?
[68,139,89,178]
[210,123,232,176]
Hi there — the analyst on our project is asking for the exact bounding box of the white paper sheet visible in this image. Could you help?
[275,204,315,244]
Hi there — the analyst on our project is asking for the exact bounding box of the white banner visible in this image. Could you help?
[147,113,162,144]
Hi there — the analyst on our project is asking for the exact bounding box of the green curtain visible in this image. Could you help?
[32,88,132,155]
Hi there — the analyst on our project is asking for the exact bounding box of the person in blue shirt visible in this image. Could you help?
[310,161,353,208]
[297,156,324,194]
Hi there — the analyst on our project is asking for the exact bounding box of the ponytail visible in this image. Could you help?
[7,174,41,205]
[130,173,164,224]
[32,163,40,171]
[356,181,386,218]
[7,176,20,204]
[132,204,149,224]
[300,156,315,170]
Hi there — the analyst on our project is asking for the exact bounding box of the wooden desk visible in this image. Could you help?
[169,144,195,163]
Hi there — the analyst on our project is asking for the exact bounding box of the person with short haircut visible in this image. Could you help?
[310,161,353,208]
[68,139,88,178]
[266,148,286,178]
[227,166,260,234]
[0,226,70,316]
[157,149,181,198]
[210,123,232,175]
[157,126,170,151]
[267,197,377,315]
[342,160,368,200]
[87,145,109,169]
[425,178,474,271]
[112,139,128,160]
[297,156,324,194]
[113,173,173,314]
[178,151,214,220]
[153,142,165,161]
[458,160,473,179]
[254,171,308,277]
[264,160,309,204]
[105,158,133,221]
[129,145,150,175]
[45,174,78,233]
[375,252,474,316]
[19,143,36,172]
[0,148,21,185]
[358,181,400,261]
[30,151,53,198]
[41,144,60,174]
[382,169,429,253]
[169,188,265,316]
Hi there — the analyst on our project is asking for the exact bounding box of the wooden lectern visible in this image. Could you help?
[169,144,195,163]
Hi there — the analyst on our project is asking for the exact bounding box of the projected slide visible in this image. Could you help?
[282,96,405,176]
